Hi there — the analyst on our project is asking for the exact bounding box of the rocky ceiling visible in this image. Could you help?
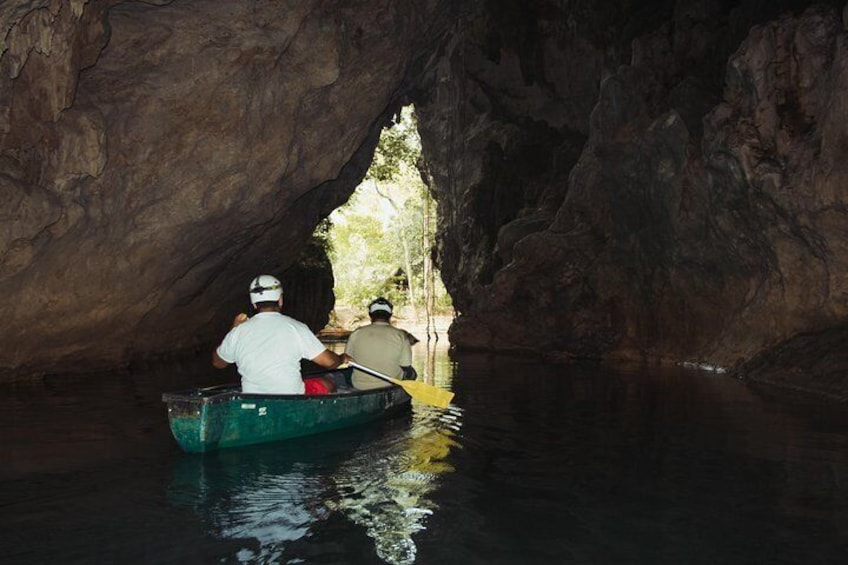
[2,0,848,396]
[0,0,457,376]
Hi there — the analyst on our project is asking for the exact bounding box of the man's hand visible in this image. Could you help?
[312,350,350,369]
[232,312,249,328]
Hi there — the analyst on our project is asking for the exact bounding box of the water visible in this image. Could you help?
[2,344,848,564]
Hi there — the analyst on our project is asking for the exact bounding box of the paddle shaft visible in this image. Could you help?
[348,361,401,385]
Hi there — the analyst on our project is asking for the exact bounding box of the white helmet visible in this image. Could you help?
[249,274,283,306]
[368,297,393,315]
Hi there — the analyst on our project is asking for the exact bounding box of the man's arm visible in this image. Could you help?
[212,313,248,369]
[311,349,350,369]
[399,332,413,365]
[212,349,230,369]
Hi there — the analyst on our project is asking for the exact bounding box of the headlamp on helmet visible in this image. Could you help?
[249,274,283,306]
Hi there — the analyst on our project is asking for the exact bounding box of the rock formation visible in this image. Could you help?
[2,0,848,398]
[0,0,456,376]
[416,0,848,396]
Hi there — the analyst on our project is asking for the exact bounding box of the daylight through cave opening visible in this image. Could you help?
[320,106,453,339]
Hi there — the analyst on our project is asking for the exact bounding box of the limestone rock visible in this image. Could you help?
[4,0,848,399]
[0,0,453,376]
[419,0,848,377]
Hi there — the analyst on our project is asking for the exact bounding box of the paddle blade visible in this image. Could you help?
[347,361,455,409]
[397,379,455,408]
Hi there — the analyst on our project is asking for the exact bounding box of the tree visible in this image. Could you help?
[326,106,452,323]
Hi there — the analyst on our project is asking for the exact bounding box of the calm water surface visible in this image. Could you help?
[2,342,848,564]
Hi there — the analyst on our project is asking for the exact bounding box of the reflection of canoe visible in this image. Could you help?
[161,369,411,453]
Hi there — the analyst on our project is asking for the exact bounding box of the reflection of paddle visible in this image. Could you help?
[348,361,454,409]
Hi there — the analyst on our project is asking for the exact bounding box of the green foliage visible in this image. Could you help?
[327,202,395,306]
[365,119,419,183]
[297,222,333,270]
[325,106,452,315]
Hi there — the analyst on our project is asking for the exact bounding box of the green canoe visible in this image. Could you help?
[162,368,411,453]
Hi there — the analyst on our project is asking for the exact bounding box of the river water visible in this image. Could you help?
[2,341,848,564]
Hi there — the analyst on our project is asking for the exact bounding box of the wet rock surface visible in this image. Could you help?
[735,322,848,401]
[417,0,848,394]
[3,0,848,398]
[0,0,453,375]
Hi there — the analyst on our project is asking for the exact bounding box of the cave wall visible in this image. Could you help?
[4,0,848,387]
[0,0,456,376]
[416,0,848,372]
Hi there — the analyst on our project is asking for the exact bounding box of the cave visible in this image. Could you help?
[2,0,848,398]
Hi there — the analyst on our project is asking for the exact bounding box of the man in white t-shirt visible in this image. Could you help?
[344,297,416,390]
[212,274,346,395]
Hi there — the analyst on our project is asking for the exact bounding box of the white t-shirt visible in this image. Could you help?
[216,311,327,394]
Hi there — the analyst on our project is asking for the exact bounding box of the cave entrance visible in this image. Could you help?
[322,105,453,340]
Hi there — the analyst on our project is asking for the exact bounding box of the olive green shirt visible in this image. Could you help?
[345,321,413,389]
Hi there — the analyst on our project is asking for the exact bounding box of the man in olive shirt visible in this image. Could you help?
[345,298,415,389]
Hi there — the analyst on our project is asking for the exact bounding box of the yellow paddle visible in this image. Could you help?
[348,361,455,409]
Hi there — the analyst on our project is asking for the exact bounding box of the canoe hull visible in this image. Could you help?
[162,375,411,453]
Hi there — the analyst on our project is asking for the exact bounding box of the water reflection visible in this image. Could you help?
[323,335,460,563]
[170,453,317,560]
[5,346,848,564]
[438,354,848,564]
[327,406,461,564]
[167,403,460,563]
